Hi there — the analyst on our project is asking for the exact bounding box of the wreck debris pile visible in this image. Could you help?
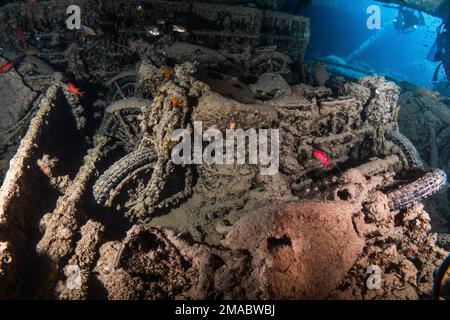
[223,200,365,299]
[1,58,448,299]
[73,157,449,300]
[91,199,365,300]
[328,160,448,300]
[0,83,89,298]
[397,85,450,231]
[0,0,448,301]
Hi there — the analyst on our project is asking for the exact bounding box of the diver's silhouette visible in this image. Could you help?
[431,21,450,86]
[393,6,425,33]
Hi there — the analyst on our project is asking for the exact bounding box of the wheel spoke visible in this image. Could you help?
[113,80,127,99]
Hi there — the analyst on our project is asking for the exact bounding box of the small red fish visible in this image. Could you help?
[67,82,85,97]
[0,60,16,74]
[312,149,333,169]
[15,25,27,45]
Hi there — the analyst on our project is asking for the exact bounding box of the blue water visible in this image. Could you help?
[300,0,443,89]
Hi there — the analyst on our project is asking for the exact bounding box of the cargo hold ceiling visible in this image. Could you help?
[0,0,448,18]
[194,0,450,18]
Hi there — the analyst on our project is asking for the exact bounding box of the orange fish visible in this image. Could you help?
[229,122,236,129]
[0,60,16,74]
[170,97,183,107]
[67,82,85,97]
[312,149,332,169]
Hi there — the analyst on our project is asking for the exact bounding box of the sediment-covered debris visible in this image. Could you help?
[1,62,448,299]
[224,200,365,299]
[0,0,448,301]
[265,155,449,300]
[87,157,448,300]
[396,84,450,232]
[55,220,105,300]
[92,198,363,300]
[328,161,448,300]
[0,83,89,298]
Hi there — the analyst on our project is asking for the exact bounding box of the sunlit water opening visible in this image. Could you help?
[301,0,443,89]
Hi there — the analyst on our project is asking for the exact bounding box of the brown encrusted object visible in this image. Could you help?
[359,76,400,127]
[35,135,109,298]
[0,83,90,299]
[55,220,105,300]
[273,76,401,189]
[94,225,253,300]
[119,62,207,222]
[94,73,409,223]
[325,158,448,300]
[223,200,365,299]
[193,91,277,131]
[0,56,56,185]
[106,226,191,300]
[95,202,364,300]
[94,60,279,222]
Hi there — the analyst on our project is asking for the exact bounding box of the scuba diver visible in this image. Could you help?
[391,6,426,33]
[430,21,450,86]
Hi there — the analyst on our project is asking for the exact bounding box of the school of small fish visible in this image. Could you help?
[144,23,188,37]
